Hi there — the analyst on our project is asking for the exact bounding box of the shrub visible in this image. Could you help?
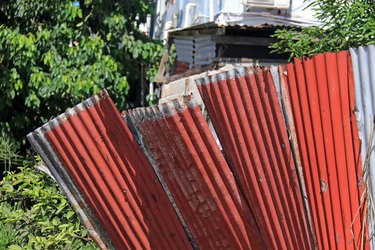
[0,159,99,249]
[270,0,375,59]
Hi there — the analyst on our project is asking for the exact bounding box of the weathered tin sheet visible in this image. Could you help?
[196,67,313,249]
[350,44,375,249]
[124,97,265,249]
[282,51,366,249]
[270,66,316,246]
[27,90,191,250]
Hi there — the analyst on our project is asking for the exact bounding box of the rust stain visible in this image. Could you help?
[125,97,265,249]
[27,47,371,250]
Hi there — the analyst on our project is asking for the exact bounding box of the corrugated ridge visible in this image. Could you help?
[27,90,114,249]
[125,97,265,249]
[123,104,198,250]
[196,67,313,249]
[28,130,112,249]
[283,51,366,249]
[27,90,191,250]
[350,44,375,249]
[270,66,317,246]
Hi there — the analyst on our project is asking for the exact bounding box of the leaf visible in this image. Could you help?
[269,0,375,59]
[66,211,75,219]
[8,245,23,250]
[77,9,83,19]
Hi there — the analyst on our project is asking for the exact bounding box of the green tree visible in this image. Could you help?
[270,0,375,59]
[0,0,164,149]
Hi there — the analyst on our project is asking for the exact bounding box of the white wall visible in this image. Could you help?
[153,0,319,40]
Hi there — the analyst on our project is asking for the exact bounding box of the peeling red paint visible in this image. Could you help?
[126,97,265,249]
[283,51,366,249]
[27,48,371,250]
[196,67,313,249]
[31,91,191,249]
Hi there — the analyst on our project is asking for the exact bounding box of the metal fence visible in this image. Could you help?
[28,45,375,249]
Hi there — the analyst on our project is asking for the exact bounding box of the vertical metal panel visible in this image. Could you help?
[27,90,191,250]
[350,44,375,249]
[282,51,366,249]
[271,66,317,246]
[125,97,266,249]
[196,67,313,249]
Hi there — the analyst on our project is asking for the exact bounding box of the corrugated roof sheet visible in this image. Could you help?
[195,66,314,249]
[281,51,367,249]
[27,90,191,250]
[168,18,307,38]
[124,97,265,249]
[350,44,375,249]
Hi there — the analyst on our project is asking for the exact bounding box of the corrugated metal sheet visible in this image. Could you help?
[270,65,316,244]
[174,37,194,66]
[124,97,266,249]
[350,44,375,249]
[27,90,191,250]
[194,36,216,67]
[173,36,216,69]
[169,22,301,36]
[281,51,367,249]
[196,67,314,249]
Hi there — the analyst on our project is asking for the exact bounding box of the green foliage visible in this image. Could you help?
[0,0,165,148]
[0,222,19,248]
[0,160,99,249]
[270,0,375,59]
[0,134,23,175]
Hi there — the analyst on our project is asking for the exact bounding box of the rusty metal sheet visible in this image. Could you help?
[270,66,317,246]
[124,97,265,249]
[282,51,367,249]
[196,67,313,249]
[27,90,191,250]
[350,44,375,249]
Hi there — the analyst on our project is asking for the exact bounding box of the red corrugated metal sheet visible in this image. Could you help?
[282,51,367,249]
[196,67,314,249]
[27,90,191,250]
[27,49,371,250]
[125,97,265,249]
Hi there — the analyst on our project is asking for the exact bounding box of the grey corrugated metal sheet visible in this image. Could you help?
[168,19,310,38]
[124,97,265,249]
[350,44,375,249]
[194,36,216,67]
[174,37,194,65]
[173,36,216,68]
[27,90,192,249]
[196,66,314,249]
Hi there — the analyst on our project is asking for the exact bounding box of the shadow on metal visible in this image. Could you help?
[27,90,191,250]
[125,96,265,249]
[282,51,367,249]
[196,66,314,249]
